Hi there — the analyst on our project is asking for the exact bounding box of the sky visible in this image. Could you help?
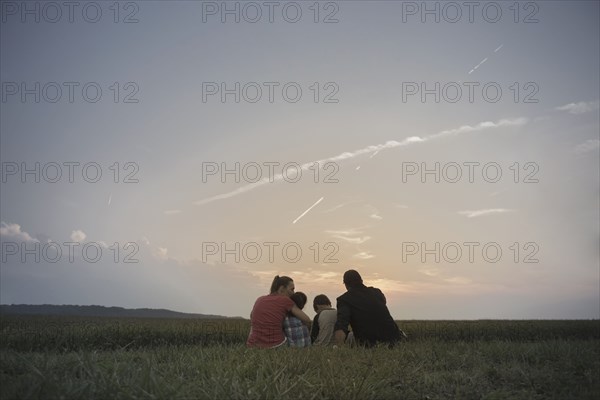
[1,0,599,319]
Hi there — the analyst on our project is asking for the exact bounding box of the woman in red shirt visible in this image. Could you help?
[247,275,312,348]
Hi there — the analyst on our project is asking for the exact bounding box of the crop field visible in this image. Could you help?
[1,316,599,399]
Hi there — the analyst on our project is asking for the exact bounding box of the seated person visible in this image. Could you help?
[283,292,311,347]
[247,275,311,349]
[334,269,403,347]
[310,294,337,346]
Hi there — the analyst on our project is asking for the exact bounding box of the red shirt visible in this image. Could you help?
[247,294,295,348]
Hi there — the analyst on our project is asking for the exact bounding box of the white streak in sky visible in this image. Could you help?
[468,57,488,74]
[194,118,527,206]
[458,209,514,218]
[468,43,503,75]
[293,197,324,224]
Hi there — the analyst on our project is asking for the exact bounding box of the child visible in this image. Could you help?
[310,294,337,346]
[283,292,311,347]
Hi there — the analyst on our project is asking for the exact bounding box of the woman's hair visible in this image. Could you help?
[270,275,293,294]
[313,294,331,312]
[290,292,307,310]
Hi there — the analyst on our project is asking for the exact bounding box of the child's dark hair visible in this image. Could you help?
[270,275,293,294]
[290,292,307,309]
[313,294,331,312]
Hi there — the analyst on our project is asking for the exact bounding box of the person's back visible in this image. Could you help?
[312,308,337,345]
[334,270,401,347]
[336,286,400,345]
[311,294,337,346]
[247,294,295,348]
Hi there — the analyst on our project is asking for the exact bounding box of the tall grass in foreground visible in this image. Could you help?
[1,317,599,399]
[1,341,599,399]
[1,316,598,352]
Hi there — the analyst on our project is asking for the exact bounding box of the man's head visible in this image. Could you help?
[343,269,364,289]
[313,294,332,313]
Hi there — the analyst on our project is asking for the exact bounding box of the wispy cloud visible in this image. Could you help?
[574,139,600,154]
[354,251,375,260]
[556,100,600,115]
[325,228,371,244]
[329,234,371,245]
[429,118,528,139]
[0,222,38,242]
[419,268,440,277]
[194,117,527,206]
[364,204,383,220]
[444,276,473,285]
[458,209,514,218]
[324,228,364,236]
[70,229,87,242]
[154,247,169,260]
[322,200,361,213]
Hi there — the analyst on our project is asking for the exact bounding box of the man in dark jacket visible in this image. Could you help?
[334,269,402,346]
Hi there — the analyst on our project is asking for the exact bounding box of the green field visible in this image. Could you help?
[1,316,599,399]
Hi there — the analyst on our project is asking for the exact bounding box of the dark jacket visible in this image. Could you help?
[334,285,401,346]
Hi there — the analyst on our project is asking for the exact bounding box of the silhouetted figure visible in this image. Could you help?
[334,269,402,347]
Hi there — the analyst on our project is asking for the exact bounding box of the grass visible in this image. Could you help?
[1,317,599,399]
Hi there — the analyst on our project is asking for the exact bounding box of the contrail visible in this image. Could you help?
[468,43,503,74]
[292,197,324,224]
[369,149,381,159]
[108,194,112,206]
[194,117,527,206]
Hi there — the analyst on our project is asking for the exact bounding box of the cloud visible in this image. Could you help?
[458,209,514,218]
[322,200,362,213]
[0,222,38,242]
[332,235,371,244]
[324,228,364,236]
[419,268,440,277]
[325,229,371,244]
[155,247,168,260]
[555,100,600,115]
[444,277,473,285]
[429,118,528,139]
[70,230,87,242]
[354,251,375,260]
[364,204,383,220]
[574,139,600,154]
[194,118,527,206]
